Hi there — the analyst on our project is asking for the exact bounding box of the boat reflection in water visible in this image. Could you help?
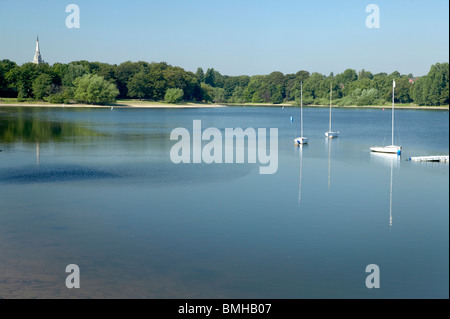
[370,152,400,227]
[297,143,305,206]
[326,137,338,190]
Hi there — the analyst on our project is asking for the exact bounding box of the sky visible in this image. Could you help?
[0,0,448,77]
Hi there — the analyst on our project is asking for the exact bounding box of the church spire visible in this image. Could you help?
[32,36,44,64]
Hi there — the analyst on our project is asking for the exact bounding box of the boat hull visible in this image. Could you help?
[370,145,402,154]
[325,131,339,139]
[294,137,309,145]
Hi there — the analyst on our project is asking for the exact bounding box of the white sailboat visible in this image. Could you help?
[370,80,402,155]
[294,82,308,145]
[325,83,339,138]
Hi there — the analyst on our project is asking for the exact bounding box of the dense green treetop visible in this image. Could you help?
[0,59,448,106]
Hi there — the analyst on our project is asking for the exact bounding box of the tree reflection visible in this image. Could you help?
[0,108,99,143]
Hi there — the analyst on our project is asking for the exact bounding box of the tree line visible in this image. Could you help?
[0,59,448,106]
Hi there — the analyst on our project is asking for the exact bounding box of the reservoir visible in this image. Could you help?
[0,106,448,298]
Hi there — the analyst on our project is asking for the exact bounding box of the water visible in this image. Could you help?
[0,106,448,299]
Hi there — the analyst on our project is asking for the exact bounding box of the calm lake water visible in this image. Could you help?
[0,106,448,299]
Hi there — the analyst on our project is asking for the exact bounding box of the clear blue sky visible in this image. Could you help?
[0,0,448,77]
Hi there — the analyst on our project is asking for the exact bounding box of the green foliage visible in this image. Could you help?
[413,63,449,106]
[164,88,184,104]
[73,74,119,104]
[212,87,226,103]
[196,68,205,83]
[32,73,53,100]
[45,87,73,104]
[251,91,263,103]
[127,71,151,100]
[337,88,381,106]
[0,59,448,107]
[62,64,87,87]
[229,86,245,103]
[200,83,214,102]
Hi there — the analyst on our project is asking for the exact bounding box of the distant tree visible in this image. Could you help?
[271,85,284,104]
[390,71,401,78]
[426,63,449,105]
[196,67,205,82]
[62,64,88,87]
[243,76,264,102]
[0,59,18,97]
[260,89,271,103]
[32,73,53,100]
[115,61,148,98]
[394,77,413,103]
[95,62,117,83]
[200,83,214,102]
[212,87,226,103]
[238,75,250,87]
[302,72,325,100]
[204,68,216,86]
[358,69,373,80]
[271,90,283,104]
[268,71,285,86]
[127,71,151,100]
[222,77,240,100]
[295,70,310,82]
[230,86,245,103]
[251,91,263,103]
[336,69,358,85]
[412,63,449,105]
[8,63,40,99]
[164,88,184,103]
[441,81,449,105]
[73,74,119,104]
[357,88,379,105]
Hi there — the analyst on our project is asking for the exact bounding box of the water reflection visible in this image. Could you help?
[36,142,40,166]
[326,138,338,190]
[0,108,100,143]
[297,144,305,206]
[370,152,400,227]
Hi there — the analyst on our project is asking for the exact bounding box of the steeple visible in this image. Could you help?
[32,36,44,64]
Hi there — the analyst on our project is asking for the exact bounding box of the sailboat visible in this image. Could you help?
[294,82,308,145]
[370,80,402,155]
[325,83,339,138]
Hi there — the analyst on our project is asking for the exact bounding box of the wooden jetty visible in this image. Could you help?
[409,155,449,163]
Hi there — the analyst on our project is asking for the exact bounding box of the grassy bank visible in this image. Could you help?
[224,102,449,110]
[0,98,227,108]
[0,97,447,110]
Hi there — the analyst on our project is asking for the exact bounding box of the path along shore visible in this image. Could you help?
[0,102,447,110]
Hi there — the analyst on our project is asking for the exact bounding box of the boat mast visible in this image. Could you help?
[392,79,395,146]
[300,81,303,138]
[329,83,332,132]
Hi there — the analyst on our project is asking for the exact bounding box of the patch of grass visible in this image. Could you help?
[0,98,53,104]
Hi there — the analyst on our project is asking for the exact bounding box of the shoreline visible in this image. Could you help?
[0,102,228,109]
[0,102,447,110]
[224,103,449,110]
